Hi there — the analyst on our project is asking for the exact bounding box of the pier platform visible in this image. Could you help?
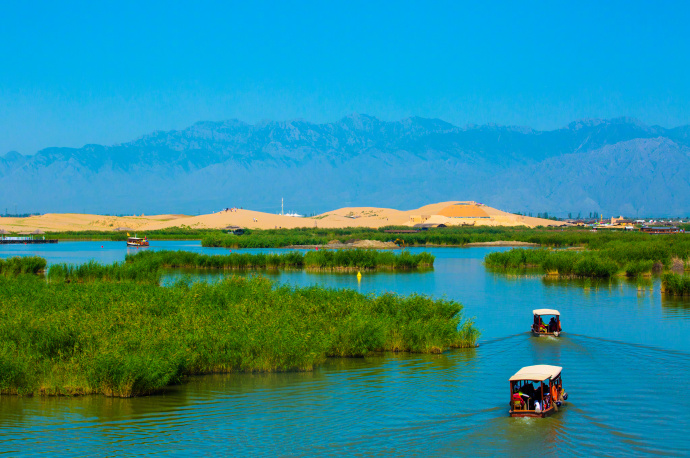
[0,239,58,244]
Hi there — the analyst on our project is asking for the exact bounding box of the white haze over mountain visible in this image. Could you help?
[2,114,689,217]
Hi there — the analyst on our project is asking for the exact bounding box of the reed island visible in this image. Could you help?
[0,253,477,397]
[484,235,690,295]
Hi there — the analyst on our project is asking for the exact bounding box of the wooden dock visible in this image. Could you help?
[0,239,58,244]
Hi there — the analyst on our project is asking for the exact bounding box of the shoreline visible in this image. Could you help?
[463,241,539,247]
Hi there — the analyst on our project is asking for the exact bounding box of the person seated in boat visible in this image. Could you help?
[550,381,560,404]
[520,383,536,409]
[538,317,547,333]
[511,387,525,409]
[548,317,557,332]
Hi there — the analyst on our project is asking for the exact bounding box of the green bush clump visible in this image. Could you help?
[662,273,690,296]
[200,225,690,250]
[486,235,690,278]
[486,249,621,278]
[44,250,434,284]
[0,256,47,275]
[624,260,655,277]
[48,260,162,284]
[0,343,34,394]
[485,249,550,269]
[125,249,433,271]
[0,274,476,397]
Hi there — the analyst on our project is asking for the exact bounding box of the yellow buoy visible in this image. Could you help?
[357,271,362,280]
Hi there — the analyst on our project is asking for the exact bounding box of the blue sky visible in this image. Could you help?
[1,0,689,154]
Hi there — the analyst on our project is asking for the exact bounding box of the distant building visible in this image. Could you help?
[640,226,679,234]
[224,225,245,235]
[413,223,447,229]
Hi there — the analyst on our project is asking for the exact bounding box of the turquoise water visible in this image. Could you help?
[1,241,689,456]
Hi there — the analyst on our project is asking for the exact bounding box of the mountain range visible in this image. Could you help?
[2,114,690,217]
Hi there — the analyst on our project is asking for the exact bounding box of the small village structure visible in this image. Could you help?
[224,225,245,235]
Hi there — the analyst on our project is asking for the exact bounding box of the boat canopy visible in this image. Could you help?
[533,309,560,316]
[509,365,562,382]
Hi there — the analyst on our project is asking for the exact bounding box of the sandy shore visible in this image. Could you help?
[463,241,540,247]
[287,240,401,250]
[0,201,564,233]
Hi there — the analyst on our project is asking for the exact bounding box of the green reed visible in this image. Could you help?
[662,273,690,296]
[48,260,162,284]
[202,226,690,249]
[0,256,47,275]
[486,249,632,278]
[485,233,690,280]
[0,274,477,397]
[125,249,434,271]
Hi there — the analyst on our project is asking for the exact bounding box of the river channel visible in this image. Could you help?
[0,241,688,456]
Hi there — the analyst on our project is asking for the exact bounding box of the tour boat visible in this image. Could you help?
[509,365,567,417]
[126,236,149,247]
[531,309,561,337]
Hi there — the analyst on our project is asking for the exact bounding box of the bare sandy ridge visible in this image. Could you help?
[0,201,562,232]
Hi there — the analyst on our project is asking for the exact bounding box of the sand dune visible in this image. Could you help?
[0,201,563,232]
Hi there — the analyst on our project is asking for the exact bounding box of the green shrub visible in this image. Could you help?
[662,273,690,296]
[0,256,47,275]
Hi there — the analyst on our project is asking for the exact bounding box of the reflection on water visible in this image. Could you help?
[1,242,690,455]
[1,339,687,456]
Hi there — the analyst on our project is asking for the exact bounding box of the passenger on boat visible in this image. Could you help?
[511,389,525,409]
[541,382,549,410]
[548,317,557,332]
[520,383,536,409]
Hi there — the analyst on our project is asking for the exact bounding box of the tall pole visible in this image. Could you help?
[281,198,284,216]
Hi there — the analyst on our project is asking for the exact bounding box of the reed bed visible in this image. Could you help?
[662,273,690,296]
[48,260,162,284]
[0,256,47,275]
[202,226,690,249]
[45,228,222,241]
[0,274,477,397]
[486,249,641,278]
[486,236,690,279]
[125,249,434,271]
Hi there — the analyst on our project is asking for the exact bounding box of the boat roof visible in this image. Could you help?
[510,365,562,382]
[533,309,560,316]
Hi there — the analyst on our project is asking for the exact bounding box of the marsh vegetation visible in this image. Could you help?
[0,272,477,397]
[485,238,690,296]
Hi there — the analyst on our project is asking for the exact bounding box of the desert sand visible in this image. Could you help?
[0,201,563,233]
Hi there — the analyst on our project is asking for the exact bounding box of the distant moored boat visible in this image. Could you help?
[126,235,149,247]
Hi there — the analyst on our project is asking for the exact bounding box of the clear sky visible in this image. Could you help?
[1,0,689,154]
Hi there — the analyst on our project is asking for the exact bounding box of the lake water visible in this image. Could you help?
[1,241,689,456]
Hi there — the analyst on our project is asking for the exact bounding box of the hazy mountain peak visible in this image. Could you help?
[566,117,648,131]
[3,150,23,160]
[566,118,606,130]
[607,116,647,127]
[336,113,389,133]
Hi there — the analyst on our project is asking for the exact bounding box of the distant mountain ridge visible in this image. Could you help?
[2,114,689,217]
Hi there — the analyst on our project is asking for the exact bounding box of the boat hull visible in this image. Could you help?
[126,242,149,247]
[532,331,561,337]
[531,326,561,337]
[510,406,557,418]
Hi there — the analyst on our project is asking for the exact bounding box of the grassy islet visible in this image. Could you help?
[0,270,476,397]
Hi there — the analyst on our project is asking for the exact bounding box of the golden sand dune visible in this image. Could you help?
[0,201,562,232]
